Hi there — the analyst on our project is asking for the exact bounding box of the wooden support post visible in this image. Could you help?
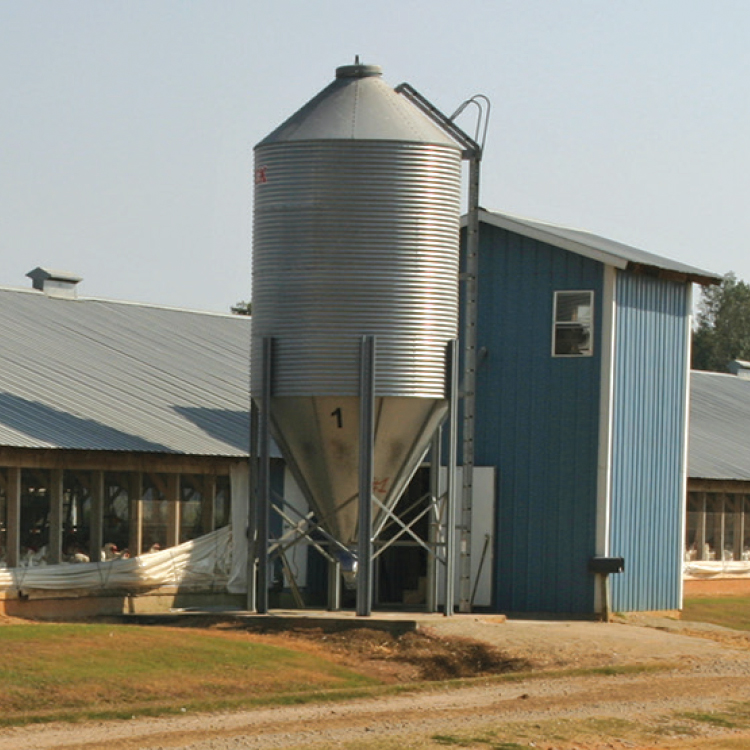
[148,472,170,499]
[49,469,64,564]
[733,494,743,562]
[129,472,143,556]
[0,471,4,564]
[202,475,217,534]
[600,574,611,623]
[166,474,180,547]
[89,471,104,563]
[6,468,21,568]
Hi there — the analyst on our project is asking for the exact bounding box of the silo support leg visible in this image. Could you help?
[426,428,443,614]
[444,339,459,616]
[247,400,259,613]
[357,335,376,617]
[256,337,273,615]
[328,559,342,612]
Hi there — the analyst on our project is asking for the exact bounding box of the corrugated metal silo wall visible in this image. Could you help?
[472,225,602,614]
[609,272,690,612]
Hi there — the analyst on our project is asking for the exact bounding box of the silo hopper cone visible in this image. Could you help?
[271,395,447,548]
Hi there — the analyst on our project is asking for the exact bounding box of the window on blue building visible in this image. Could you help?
[552,291,593,357]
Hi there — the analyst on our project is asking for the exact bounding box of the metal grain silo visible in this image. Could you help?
[251,63,462,590]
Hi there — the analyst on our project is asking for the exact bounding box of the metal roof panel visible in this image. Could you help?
[477,209,721,286]
[0,288,252,456]
[689,370,750,481]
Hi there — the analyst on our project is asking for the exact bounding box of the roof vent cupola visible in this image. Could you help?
[728,360,750,379]
[26,267,82,299]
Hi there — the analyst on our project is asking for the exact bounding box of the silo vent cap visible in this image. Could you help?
[336,61,382,79]
[728,360,750,379]
[26,267,82,299]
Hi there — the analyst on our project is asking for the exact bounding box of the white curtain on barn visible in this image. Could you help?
[0,526,232,593]
[227,461,249,593]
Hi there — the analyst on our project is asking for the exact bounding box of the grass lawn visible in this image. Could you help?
[0,622,379,726]
[0,619,531,728]
[681,595,750,632]
[278,701,750,749]
[2,597,749,737]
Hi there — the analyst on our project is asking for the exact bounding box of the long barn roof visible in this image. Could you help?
[689,370,750,481]
[0,286,251,456]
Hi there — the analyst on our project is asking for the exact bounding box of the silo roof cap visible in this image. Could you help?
[336,63,382,79]
[257,62,460,147]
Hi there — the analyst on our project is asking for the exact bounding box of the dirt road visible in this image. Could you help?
[2,615,749,750]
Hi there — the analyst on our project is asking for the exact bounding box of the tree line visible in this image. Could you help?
[692,273,750,373]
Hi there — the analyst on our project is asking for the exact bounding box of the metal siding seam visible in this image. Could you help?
[678,284,692,609]
[543,241,563,611]
[550,251,567,594]
[483,228,512,609]
[508,233,526,610]
[660,284,678,609]
[519,237,536,609]
[617,274,638,609]
[611,272,634,611]
[508,232,529,610]
[646,280,658,609]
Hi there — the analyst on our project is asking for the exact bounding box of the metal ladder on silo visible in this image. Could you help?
[396,84,490,613]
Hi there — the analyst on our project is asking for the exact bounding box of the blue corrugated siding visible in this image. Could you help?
[474,226,602,613]
[609,272,689,612]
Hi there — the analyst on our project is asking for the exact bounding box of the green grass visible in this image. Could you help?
[679,702,750,731]
[315,704,750,750]
[433,739,526,749]
[0,623,379,725]
[0,621,677,729]
[681,595,750,631]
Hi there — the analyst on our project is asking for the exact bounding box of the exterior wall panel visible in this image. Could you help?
[609,272,690,612]
[473,226,603,613]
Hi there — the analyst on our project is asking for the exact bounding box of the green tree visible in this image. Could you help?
[692,273,750,372]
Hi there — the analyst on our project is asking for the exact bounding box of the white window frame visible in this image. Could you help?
[552,290,594,357]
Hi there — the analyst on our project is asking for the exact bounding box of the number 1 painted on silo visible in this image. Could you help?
[331,407,343,428]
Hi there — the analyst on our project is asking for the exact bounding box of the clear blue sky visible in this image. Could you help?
[1,1,748,312]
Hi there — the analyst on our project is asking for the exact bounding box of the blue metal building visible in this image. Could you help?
[470,210,719,614]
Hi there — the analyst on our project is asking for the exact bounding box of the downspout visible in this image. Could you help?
[595,265,617,613]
